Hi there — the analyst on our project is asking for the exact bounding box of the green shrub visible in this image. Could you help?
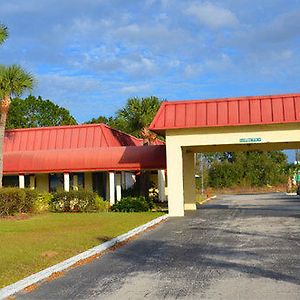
[0,188,42,216]
[0,188,26,216]
[33,193,52,213]
[50,190,101,212]
[95,195,110,212]
[111,196,151,212]
[23,189,39,212]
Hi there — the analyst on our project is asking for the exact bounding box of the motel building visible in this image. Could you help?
[3,93,300,215]
[3,123,166,205]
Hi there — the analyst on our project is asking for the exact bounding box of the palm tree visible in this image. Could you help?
[0,24,8,45]
[0,65,35,187]
[117,96,162,137]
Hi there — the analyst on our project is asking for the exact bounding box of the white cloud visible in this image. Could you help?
[120,84,151,94]
[184,64,203,77]
[145,0,158,7]
[186,2,238,29]
[122,56,158,77]
[38,74,102,94]
[114,23,193,53]
[0,2,42,14]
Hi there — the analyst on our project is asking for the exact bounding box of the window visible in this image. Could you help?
[70,173,84,190]
[3,175,30,187]
[49,173,64,193]
[3,175,19,187]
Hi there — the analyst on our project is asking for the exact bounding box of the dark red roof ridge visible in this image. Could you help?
[5,123,108,132]
[100,123,141,143]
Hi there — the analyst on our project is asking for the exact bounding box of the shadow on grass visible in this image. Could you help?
[96,236,113,243]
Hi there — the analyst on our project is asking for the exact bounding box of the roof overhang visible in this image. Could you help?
[3,145,166,174]
[149,93,300,135]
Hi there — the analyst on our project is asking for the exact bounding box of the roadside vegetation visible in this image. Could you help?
[0,211,163,288]
[196,151,297,196]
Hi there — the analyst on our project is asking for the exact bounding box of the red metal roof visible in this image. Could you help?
[3,124,166,174]
[149,93,300,132]
[4,146,166,174]
[4,123,142,152]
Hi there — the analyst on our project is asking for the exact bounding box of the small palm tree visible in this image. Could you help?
[117,96,162,137]
[0,24,8,45]
[0,65,35,187]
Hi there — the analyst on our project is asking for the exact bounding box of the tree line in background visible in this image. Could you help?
[6,94,162,139]
[197,151,289,190]
[6,95,77,129]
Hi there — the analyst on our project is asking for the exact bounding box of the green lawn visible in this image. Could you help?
[0,212,164,288]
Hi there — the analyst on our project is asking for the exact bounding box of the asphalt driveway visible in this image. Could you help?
[18,193,300,299]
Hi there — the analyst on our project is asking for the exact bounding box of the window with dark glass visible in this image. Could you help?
[49,173,64,193]
[3,175,30,187]
[3,175,19,187]
[70,173,84,190]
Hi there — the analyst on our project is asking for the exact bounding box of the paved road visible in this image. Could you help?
[19,193,300,299]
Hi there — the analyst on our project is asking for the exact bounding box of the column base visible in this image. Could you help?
[168,210,185,217]
[184,203,197,210]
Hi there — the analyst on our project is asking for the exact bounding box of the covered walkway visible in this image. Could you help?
[150,93,300,216]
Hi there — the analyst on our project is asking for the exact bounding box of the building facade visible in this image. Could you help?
[3,123,166,205]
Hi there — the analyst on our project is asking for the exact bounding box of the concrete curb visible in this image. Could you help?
[0,214,168,300]
[285,192,297,196]
[198,195,217,205]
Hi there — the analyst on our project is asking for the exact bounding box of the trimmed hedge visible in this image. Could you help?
[0,188,26,216]
[0,188,44,216]
[50,190,108,212]
[33,193,53,213]
[23,189,39,212]
[0,188,110,215]
[111,196,152,212]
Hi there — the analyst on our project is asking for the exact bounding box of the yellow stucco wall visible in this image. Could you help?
[34,172,94,192]
[150,173,158,186]
[35,174,49,192]
[166,123,300,152]
[84,172,93,191]
[183,152,196,210]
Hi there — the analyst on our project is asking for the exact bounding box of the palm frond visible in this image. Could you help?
[0,24,8,45]
[0,64,35,98]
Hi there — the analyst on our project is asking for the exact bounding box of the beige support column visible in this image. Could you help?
[29,175,35,190]
[121,171,126,189]
[73,175,78,190]
[109,172,115,205]
[116,173,122,202]
[183,152,196,210]
[158,169,166,202]
[64,173,70,192]
[166,144,184,216]
[19,174,25,189]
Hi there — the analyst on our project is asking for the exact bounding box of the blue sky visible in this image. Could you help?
[1,0,300,125]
